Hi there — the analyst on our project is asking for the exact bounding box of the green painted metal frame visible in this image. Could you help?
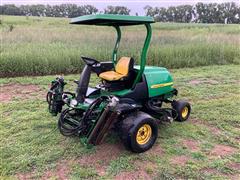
[111,23,152,87]
[133,23,152,87]
[112,26,121,66]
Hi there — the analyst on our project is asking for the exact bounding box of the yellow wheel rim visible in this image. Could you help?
[136,124,152,145]
[182,106,189,118]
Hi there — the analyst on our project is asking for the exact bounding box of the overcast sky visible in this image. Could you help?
[2,0,239,15]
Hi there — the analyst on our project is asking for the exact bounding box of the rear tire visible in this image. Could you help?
[172,100,191,122]
[119,111,158,153]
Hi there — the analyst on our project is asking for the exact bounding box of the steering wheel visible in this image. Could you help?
[81,56,100,66]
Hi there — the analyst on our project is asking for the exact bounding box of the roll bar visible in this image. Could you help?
[112,23,152,87]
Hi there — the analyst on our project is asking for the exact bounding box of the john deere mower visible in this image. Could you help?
[46,14,191,153]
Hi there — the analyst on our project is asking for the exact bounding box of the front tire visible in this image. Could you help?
[119,112,158,153]
[172,100,191,122]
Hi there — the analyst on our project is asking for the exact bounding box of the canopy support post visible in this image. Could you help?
[112,26,121,66]
[132,23,152,87]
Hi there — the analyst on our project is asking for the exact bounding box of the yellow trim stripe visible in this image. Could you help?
[151,82,173,89]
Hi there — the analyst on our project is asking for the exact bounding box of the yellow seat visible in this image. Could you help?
[99,57,133,81]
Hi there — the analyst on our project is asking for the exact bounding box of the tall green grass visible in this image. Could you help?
[0,15,239,77]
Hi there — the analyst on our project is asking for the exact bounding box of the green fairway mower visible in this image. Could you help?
[46,14,191,153]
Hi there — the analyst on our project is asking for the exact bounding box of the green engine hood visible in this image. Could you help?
[135,66,174,97]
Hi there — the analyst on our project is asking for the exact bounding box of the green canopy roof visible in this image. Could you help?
[70,14,155,26]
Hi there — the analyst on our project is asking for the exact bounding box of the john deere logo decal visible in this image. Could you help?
[151,82,173,89]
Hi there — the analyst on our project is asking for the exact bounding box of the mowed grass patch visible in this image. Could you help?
[1,15,240,77]
[0,65,239,179]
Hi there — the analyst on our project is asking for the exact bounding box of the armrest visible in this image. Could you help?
[100,61,114,72]
[91,61,114,75]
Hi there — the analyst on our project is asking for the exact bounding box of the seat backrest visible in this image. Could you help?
[115,57,134,75]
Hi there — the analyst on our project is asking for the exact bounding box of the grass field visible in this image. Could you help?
[0,15,240,179]
[0,65,239,179]
[0,15,240,77]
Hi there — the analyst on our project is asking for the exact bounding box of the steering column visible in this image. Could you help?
[76,56,100,103]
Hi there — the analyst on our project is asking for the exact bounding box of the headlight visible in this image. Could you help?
[70,99,78,107]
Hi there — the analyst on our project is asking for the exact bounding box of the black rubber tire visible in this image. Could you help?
[171,100,191,122]
[119,111,158,153]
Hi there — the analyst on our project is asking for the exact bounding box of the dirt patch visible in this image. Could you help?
[0,83,44,103]
[201,167,240,180]
[134,159,158,177]
[0,93,12,103]
[208,126,222,136]
[210,144,237,157]
[16,160,71,180]
[189,80,202,85]
[235,136,240,141]
[114,170,151,180]
[201,167,219,174]
[228,162,240,171]
[170,155,190,166]
[189,79,219,85]
[200,167,223,178]
[191,119,222,136]
[17,173,36,180]
[16,143,124,179]
[235,80,240,85]
[228,174,240,180]
[144,144,164,156]
[77,142,124,176]
[42,160,71,180]
[182,139,200,152]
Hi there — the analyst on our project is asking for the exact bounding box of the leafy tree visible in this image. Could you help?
[0,4,98,18]
[63,4,79,18]
[104,6,130,15]
[144,6,159,17]
[156,7,167,22]
[175,5,193,22]
[1,4,22,15]
[82,5,98,15]
[19,5,31,16]
[145,2,239,24]
[166,6,176,22]
[222,2,240,24]
[195,2,239,24]
[44,5,54,17]
[28,4,45,16]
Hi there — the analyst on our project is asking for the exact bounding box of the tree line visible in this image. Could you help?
[0,2,239,24]
[145,2,240,24]
[0,4,129,18]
